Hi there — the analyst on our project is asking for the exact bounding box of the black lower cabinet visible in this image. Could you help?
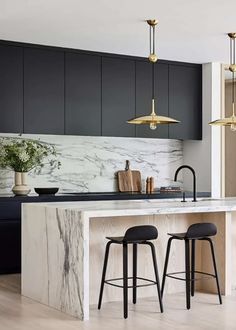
[0,220,21,274]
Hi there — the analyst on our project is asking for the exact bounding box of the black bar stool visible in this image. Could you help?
[161,222,222,309]
[98,225,163,319]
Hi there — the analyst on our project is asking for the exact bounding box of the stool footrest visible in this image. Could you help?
[104,276,157,289]
[166,270,216,282]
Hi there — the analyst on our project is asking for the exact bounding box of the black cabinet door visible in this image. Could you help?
[24,48,64,134]
[0,220,21,274]
[102,57,135,137]
[0,45,23,133]
[65,53,101,135]
[169,64,202,140]
[135,61,169,138]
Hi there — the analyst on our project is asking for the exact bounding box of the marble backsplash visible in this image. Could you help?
[0,134,183,194]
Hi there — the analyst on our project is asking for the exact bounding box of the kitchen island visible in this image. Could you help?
[22,198,236,320]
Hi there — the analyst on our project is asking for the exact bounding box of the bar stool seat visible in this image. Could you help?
[161,222,222,310]
[106,236,151,244]
[106,236,124,243]
[98,225,163,319]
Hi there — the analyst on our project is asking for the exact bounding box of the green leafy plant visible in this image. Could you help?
[0,137,61,173]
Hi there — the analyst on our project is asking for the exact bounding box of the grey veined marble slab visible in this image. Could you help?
[0,134,183,193]
[22,198,236,320]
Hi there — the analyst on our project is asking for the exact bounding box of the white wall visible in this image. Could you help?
[183,63,222,197]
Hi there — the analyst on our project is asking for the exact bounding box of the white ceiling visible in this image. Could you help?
[0,0,236,64]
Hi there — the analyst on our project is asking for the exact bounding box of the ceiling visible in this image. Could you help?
[0,0,236,64]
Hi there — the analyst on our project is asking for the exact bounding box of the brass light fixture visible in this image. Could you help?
[209,33,236,131]
[127,20,180,130]
[147,19,158,63]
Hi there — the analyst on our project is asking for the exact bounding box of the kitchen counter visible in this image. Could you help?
[22,197,236,215]
[0,190,210,201]
[22,197,236,320]
[0,191,210,275]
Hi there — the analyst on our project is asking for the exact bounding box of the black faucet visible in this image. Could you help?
[174,165,197,202]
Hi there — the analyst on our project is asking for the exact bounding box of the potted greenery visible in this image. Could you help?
[0,137,61,195]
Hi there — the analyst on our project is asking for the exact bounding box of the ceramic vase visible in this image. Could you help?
[12,172,31,196]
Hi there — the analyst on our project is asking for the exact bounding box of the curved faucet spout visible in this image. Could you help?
[174,165,197,202]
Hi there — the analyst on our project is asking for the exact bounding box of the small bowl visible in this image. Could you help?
[34,187,59,196]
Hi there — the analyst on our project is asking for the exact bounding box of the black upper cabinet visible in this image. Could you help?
[169,64,202,140]
[65,53,101,135]
[24,48,64,134]
[102,57,135,137]
[0,45,23,133]
[0,40,202,140]
[135,61,169,138]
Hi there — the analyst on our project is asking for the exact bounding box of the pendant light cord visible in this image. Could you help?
[233,71,235,111]
[152,62,155,99]
[150,24,156,115]
[150,24,155,99]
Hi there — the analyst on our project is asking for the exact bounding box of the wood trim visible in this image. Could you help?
[221,64,227,198]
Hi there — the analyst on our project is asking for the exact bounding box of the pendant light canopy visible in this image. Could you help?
[209,33,236,131]
[127,20,180,130]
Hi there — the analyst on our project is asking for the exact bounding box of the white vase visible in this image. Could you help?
[12,172,31,196]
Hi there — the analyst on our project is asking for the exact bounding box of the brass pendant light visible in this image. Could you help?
[127,20,180,130]
[209,33,236,130]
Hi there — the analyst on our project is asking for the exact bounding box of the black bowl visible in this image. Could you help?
[34,187,59,196]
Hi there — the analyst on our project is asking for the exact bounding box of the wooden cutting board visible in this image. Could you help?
[117,160,142,192]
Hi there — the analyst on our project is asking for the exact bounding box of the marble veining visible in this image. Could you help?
[22,205,86,319]
[0,134,183,193]
[55,208,85,318]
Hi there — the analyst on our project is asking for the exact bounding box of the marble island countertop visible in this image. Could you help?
[24,197,236,217]
[22,196,236,321]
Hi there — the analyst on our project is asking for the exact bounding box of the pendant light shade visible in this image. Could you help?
[127,99,179,130]
[127,20,180,130]
[209,33,236,131]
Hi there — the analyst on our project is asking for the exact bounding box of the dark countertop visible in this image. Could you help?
[0,191,211,202]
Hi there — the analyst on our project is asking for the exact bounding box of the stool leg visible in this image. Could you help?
[206,238,222,305]
[133,243,137,304]
[146,242,164,313]
[98,241,112,309]
[185,239,191,310]
[161,237,174,298]
[191,239,195,297]
[123,243,128,319]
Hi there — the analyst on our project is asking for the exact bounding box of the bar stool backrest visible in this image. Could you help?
[123,225,158,242]
[186,222,217,239]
